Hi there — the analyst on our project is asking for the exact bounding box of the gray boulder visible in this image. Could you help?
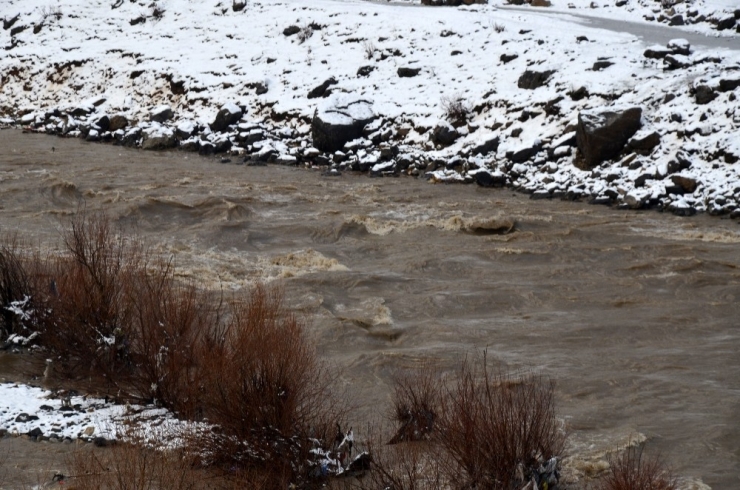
[430,122,460,146]
[141,125,176,150]
[628,130,661,154]
[694,85,717,104]
[576,106,642,169]
[312,93,375,152]
[210,103,242,132]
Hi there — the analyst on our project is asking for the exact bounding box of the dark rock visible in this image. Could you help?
[663,93,676,103]
[569,86,589,101]
[628,131,660,154]
[576,35,589,43]
[397,67,421,78]
[667,38,691,55]
[671,175,698,193]
[307,77,337,99]
[634,173,654,187]
[119,127,141,147]
[500,53,518,63]
[283,25,300,36]
[210,103,242,132]
[430,122,460,146]
[576,106,642,169]
[474,169,506,187]
[109,114,128,131]
[15,413,38,422]
[39,405,53,411]
[694,85,717,104]
[716,15,736,31]
[213,138,233,154]
[233,0,247,12]
[471,136,500,155]
[93,437,109,447]
[96,115,110,132]
[451,50,462,56]
[3,14,20,30]
[10,25,28,36]
[199,142,215,155]
[141,127,176,150]
[644,47,672,59]
[663,54,690,70]
[668,15,684,26]
[506,139,543,163]
[149,105,173,123]
[665,185,685,195]
[517,69,555,89]
[593,60,614,71]
[719,78,740,92]
[357,65,375,77]
[28,428,43,438]
[312,94,375,153]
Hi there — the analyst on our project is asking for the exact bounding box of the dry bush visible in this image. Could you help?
[297,24,314,44]
[0,236,34,340]
[595,445,677,490]
[436,354,565,489]
[359,436,445,490]
[388,368,441,444]
[441,94,471,126]
[363,40,377,60]
[37,213,144,392]
[192,284,344,485]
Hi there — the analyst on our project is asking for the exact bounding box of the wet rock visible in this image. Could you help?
[312,93,375,153]
[307,77,337,99]
[149,105,173,123]
[517,69,555,89]
[210,102,242,132]
[141,125,176,150]
[694,85,717,104]
[474,169,506,187]
[576,106,642,169]
[431,122,460,146]
[397,67,421,78]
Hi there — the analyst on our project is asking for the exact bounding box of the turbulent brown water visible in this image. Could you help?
[1,129,739,488]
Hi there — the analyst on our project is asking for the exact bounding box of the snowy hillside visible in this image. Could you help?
[1,0,739,216]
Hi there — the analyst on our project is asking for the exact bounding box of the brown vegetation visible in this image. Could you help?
[596,445,677,490]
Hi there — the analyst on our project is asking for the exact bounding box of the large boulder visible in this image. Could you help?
[149,105,173,123]
[210,103,242,132]
[430,122,460,146]
[311,94,375,152]
[141,125,176,150]
[518,69,555,89]
[576,106,642,169]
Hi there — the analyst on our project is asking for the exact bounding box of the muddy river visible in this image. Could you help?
[0,129,738,488]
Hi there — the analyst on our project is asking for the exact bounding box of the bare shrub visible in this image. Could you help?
[596,445,677,490]
[192,284,344,485]
[37,213,143,393]
[490,20,506,33]
[297,24,313,44]
[0,236,34,341]
[363,40,377,60]
[441,93,471,126]
[388,367,442,444]
[436,354,565,489]
[360,436,446,490]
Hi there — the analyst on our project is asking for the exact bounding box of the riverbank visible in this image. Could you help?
[1,0,739,220]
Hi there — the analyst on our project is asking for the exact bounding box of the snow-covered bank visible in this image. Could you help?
[0,382,193,445]
[1,0,739,217]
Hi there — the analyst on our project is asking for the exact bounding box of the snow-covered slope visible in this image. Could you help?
[1,0,739,217]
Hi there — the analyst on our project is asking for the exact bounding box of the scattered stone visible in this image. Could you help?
[644,46,672,59]
[668,15,684,26]
[28,428,43,439]
[576,106,642,169]
[719,78,740,92]
[307,77,337,99]
[15,413,38,422]
[397,67,421,78]
[671,175,698,193]
[141,125,176,150]
[517,69,555,89]
[500,53,518,63]
[506,139,543,163]
[108,114,128,131]
[628,130,660,154]
[283,25,300,36]
[663,54,690,70]
[471,136,500,155]
[569,86,589,101]
[593,60,614,71]
[357,65,375,77]
[474,169,506,187]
